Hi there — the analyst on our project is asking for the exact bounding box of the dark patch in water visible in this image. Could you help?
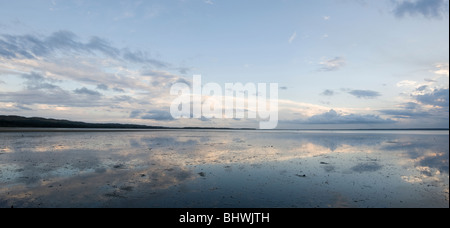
[351,162,383,173]
[120,186,133,192]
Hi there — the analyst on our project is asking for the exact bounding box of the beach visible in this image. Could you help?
[0,129,448,208]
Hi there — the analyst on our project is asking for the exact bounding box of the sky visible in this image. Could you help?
[0,0,449,129]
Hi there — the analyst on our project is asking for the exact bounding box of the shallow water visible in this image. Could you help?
[0,130,448,208]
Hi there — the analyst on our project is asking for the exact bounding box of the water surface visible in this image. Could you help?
[0,130,448,208]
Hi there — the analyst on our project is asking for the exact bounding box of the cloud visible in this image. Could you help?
[379,108,430,119]
[113,95,135,103]
[415,88,449,108]
[0,89,71,106]
[122,49,167,68]
[0,103,33,112]
[319,57,346,71]
[141,69,191,88]
[130,110,143,118]
[280,86,288,90]
[141,110,175,121]
[416,85,428,91]
[302,110,395,125]
[379,88,448,127]
[21,72,59,90]
[0,30,200,125]
[434,63,449,76]
[175,67,191,75]
[348,90,381,99]
[288,32,297,44]
[0,30,193,111]
[113,87,125,93]
[393,0,449,19]
[0,31,167,68]
[204,0,214,5]
[323,16,331,20]
[321,89,335,96]
[397,80,418,87]
[130,109,175,121]
[96,84,109,91]
[74,87,102,97]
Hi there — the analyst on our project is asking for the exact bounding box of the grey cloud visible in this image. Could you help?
[175,67,191,75]
[1,89,70,106]
[130,110,143,118]
[379,89,448,126]
[122,49,167,68]
[0,35,41,58]
[74,87,102,97]
[97,84,109,90]
[141,110,175,121]
[174,78,192,87]
[0,84,136,109]
[302,109,395,125]
[141,69,190,87]
[416,85,428,91]
[321,89,335,96]
[416,88,449,108]
[85,36,120,57]
[348,90,381,99]
[21,72,59,90]
[0,31,167,68]
[0,31,79,59]
[0,103,32,112]
[16,104,32,111]
[113,87,125,93]
[113,95,135,103]
[403,102,420,110]
[0,88,108,107]
[45,31,81,52]
[280,86,288,90]
[393,0,449,19]
[379,109,430,119]
[129,109,175,121]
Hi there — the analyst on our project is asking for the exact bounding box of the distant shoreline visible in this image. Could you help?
[0,127,448,133]
[0,128,172,133]
[1,115,448,132]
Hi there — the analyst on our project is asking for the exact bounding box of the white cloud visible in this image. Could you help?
[323,16,331,20]
[288,32,297,44]
[0,30,195,125]
[397,80,418,88]
[434,63,449,76]
[319,57,346,71]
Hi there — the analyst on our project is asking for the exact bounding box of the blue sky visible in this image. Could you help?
[0,0,448,129]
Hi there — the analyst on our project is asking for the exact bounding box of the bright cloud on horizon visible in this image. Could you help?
[0,0,448,129]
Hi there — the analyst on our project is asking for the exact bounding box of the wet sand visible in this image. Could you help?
[0,130,448,208]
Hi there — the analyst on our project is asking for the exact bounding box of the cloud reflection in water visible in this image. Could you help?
[0,130,448,208]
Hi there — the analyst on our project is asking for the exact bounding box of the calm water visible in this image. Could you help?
[0,130,448,208]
